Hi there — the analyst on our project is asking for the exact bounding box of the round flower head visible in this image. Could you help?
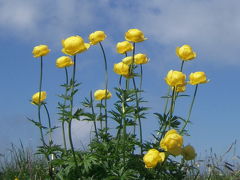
[122,56,133,65]
[32,91,47,105]
[143,149,165,168]
[189,72,209,85]
[176,45,196,61]
[56,56,74,68]
[116,41,134,54]
[125,29,147,43]
[62,35,90,56]
[134,53,149,64]
[160,129,183,156]
[165,70,186,87]
[181,145,197,160]
[113,62,129,76]
[89,31,107,45]
[32,45,50,58]
[94,89,112,100]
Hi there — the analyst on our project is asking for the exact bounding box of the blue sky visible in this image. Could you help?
[0,0,239,159]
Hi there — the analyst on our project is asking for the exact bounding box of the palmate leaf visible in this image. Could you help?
[27,117,47,129]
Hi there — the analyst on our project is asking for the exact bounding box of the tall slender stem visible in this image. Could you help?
[99,42,108,134]
[90,91,98,139]
[132,77,143,155]
[38,56,46,146]
[140,64,143,92]
[180,85,198,134]
[68,55,78,168]
[100,100,103,130]
[180,60,185,72]
[163,86,171,115]
[43,103,52,143]
[61,67,69,152]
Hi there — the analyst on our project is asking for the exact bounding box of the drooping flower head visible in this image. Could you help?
[94,89,112,100]
[189,72,209,85]
[143,149,165,168]
[160,129,183,156]
[32,45,50,58]
[62,35,90,56]
[56,56,74,68]
[89,31,107,45]
[176,45,196,61]
[116,41,134,54]
[125,29,147,43]
[32,91,47,105]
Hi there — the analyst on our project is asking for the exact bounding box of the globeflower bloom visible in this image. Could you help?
[165,70,186,87]
[143,149,165,168]
[189,72,209,85]
[32,91,47,105]
[134,53,149,64]
[56,56,74,68]
[173,85,186,92]
[181,145,197,160]
[122,56,133,65]
[94,89,112,100]
[160,129,183,156]
[62,35,90,56]
[32,45,50,58]
[116,41,134,54]
[176,45,196,61]
[125,29,147,43]
[89,31,107,45]
[113,62,129,76]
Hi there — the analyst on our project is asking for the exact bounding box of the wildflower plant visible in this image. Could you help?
[28,29,209,179]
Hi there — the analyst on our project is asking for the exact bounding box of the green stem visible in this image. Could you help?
[163,86,171,115]
[100,100,103,130]
[62,67,69,152]
[180,60,185,72]
[99,42,108,134]
[132,77,143,155]
[68,55,78,168]
[180,85,198,134]
[168,87,177,129]
[38,56,46,146]
[43,104,52,143]
[90,91,98,139]
[140,64,143,91]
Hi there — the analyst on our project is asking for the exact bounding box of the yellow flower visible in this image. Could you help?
[143,149,165,168]
[62,35,90,56]
[89,31,107,45]
[56,56,74,68]
[116,41,134,54]
[113,62,129,76]
[160,129,183,156]
[176,45,196,61]
[32,45,50,58]
[125,29,147,43]
[14,178,19,180]
[94,89,112,100]
[189,72,209,85]
[165,70,186,87]
[32,91,47,105]
[181,145,197,160]
[134,53,149,64]
[122,56,133,65]
[172,85,186,92]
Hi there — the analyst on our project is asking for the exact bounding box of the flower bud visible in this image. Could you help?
[125,29,147,43]
[94,89,112,100]
[56,56,74,68]
[189,72,209,85]
[176,45,196,61]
